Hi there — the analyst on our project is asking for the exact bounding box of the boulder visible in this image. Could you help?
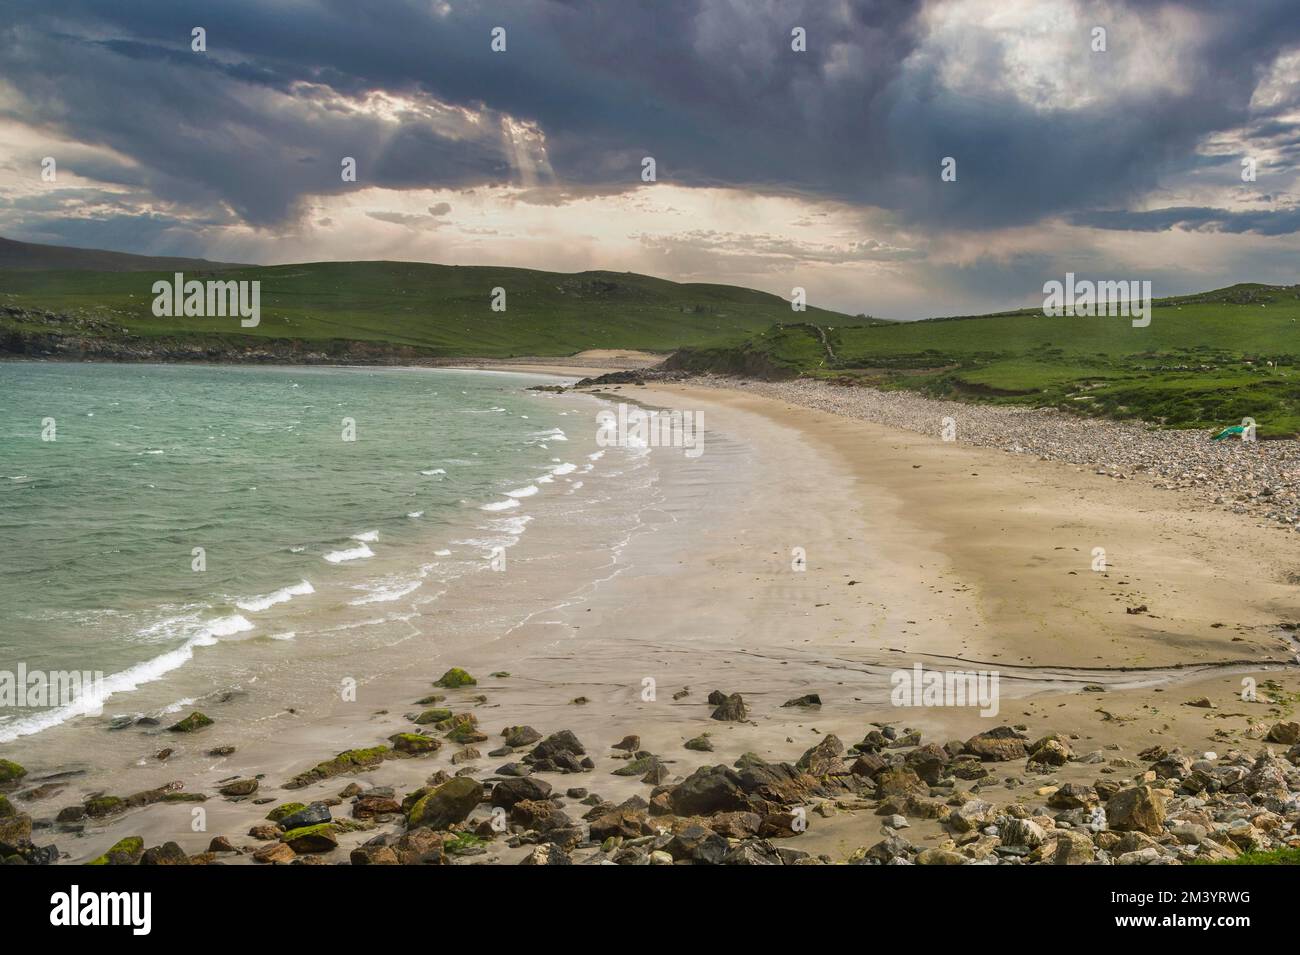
[88,836,144,866]
[490,776,553,809]
[502,725,543,747]
[0,760,27,788]
[166,711,213,733]
[433,667,476,688]
[668,764,749,816]
[353,794,401,819]
[253,842,296,864]
[1106,785,1166,836]
[520,844,571,865]
[407,776,483,830]
[140,842,190,865]
[904,743,949,784]
[1047,783,1098,810]
[1000,817,1046,848]
[875,767,929,798]
[949,799,995,833]
[964,726,1027,761]
[1050,829,1096,865]
[284,746,390,789]
[0,812,33,855]
[218,778,258,798]
[796,735,848,776]
[281,823,338,853]
[1266,721,1300,745]
[1028,738,1071,767]
[510,798,571,831]
[590,807,652,841]
[276,802,332,831]
[710,693,747,722]
[389,732,441,755]
[665,824,728,864]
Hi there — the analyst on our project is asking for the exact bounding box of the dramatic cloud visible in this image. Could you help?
[1,0,1298,317]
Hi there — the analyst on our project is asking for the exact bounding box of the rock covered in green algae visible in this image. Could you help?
[88,836,144,865]
[0,759,27,787]
[166,711,214,733]
[406,776,484,830]
[283,745,390,789]
[389,732,442,754]
[84,795,126,818]
[281,823,338,853]
[266,802,307,822]
[434,667,477,688]
[218,778,259,797]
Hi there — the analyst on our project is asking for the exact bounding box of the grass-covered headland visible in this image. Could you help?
[668,285,1300,438]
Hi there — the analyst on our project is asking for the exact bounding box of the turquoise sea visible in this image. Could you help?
[0,362,603,740]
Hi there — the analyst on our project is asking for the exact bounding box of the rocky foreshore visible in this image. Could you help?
[4,670,1300,866]
[659,374,1300,533]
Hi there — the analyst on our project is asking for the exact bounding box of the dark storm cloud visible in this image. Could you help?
[1070,205,1300,236]
[2,0,1300,235]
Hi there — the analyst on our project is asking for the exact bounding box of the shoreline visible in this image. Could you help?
[3,367,1299,865]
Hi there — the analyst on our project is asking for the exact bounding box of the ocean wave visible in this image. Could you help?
[324,542,375,563]
[480,499,520,511]
[351,530,379,542]
[200,614,255,640]
[0,616,251,744]
[420,468,446,476]
[506,485,539,498]
[348,577,424,606]
[235,580,314,612]
[407,510,424,518]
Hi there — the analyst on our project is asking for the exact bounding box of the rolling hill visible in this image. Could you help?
[0,236,242,272]
[3,238,1295,436]
[0,255,870,361]
[668,284,1300,437]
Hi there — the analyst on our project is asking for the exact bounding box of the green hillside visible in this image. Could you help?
[0,260,867,358]
[669,284,1300,437]
[0,235,242,272]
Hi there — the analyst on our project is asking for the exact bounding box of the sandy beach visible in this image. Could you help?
[4,368,1298,865]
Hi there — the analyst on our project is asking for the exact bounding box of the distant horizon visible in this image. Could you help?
[5,232,1295,326]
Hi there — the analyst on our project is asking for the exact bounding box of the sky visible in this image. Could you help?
[0,0,1298,319]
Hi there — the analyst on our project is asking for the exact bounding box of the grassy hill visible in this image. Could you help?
[668,284,1300,437]
[4,241,1294,437]
[0,259,866,359]
[0,236,242,272]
